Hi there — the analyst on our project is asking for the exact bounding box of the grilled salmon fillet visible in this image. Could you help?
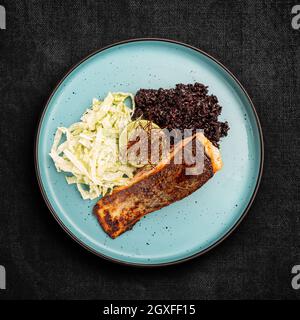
[94,133,222,238]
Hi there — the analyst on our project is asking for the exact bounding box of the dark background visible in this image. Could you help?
[0,0,299,300]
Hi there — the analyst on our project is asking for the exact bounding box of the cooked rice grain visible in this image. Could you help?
[133,83,229,147]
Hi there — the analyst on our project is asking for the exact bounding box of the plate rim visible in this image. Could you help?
[34,38,264,267]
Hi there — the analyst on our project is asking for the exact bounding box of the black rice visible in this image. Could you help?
[133,83,229,147]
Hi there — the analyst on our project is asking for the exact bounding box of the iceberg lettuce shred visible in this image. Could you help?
[49,92,136,200]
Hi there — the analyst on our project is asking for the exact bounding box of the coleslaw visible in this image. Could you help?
[49,92,137,200]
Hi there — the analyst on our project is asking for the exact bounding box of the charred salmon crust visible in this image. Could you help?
[94,134,215,239]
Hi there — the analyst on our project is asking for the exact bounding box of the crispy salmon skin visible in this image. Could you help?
[94,133,219,238]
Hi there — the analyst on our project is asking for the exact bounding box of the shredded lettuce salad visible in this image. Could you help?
[49,92,137,200]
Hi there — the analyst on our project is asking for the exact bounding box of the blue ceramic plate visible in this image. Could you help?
[36,39,263,266]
